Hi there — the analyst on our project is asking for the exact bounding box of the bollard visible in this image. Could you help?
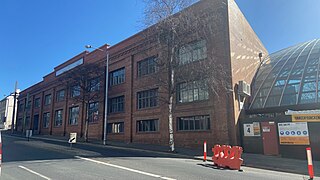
[203,141,207,162]
[0,131,2,176]
[306,147,314,180]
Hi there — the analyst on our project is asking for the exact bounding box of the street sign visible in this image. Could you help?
[69,133,77,144]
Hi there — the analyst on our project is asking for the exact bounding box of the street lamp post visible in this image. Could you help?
[85,44,110,145]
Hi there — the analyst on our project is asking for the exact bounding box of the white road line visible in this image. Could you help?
[75,156,176,180]
[18,165,51,180]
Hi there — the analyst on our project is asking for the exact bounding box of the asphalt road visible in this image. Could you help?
[1,134,316,180]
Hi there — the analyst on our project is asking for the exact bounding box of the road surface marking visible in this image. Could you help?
[18,165,51,180]
[75,156,176,180]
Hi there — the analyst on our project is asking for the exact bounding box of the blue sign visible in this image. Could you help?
[280,131,284,135]
[297,131,301,135]
[285,131,290,135]
[291,131,295,135]
[303,131,308,135]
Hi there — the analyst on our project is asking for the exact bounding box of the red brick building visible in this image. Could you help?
[16,0,267,148]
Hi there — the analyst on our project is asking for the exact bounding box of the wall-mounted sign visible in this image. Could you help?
[292,114,320,122]
[278,122,310,145]
[244,122,261,136]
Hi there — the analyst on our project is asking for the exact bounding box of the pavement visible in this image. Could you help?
[4,130,320,177]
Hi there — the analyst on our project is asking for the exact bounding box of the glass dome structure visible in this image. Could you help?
[250,39,320,109]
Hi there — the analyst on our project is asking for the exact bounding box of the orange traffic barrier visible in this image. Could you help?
[212,144,243,170]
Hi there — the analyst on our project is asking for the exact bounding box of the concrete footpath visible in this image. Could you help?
[5,131,319,177]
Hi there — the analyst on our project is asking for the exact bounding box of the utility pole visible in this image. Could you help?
[11,81,18,133]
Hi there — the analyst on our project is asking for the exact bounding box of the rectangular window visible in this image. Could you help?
[19,103,24,111]
[88,102,99,123]
[27,101,31,109]
[88,77,100,92]
[138,56,158,77]
[43,112,50,128]
[109,68,125,86]
[137,119,159,132]
[25,116,30,127]
[137,89,158,109]
[34,98,40,108]
[69,106,79,125]
[56,90,65,102]
[107,122,124,133]
[177,81,209,103]
[44,94,52,105]
[109,96,124,113]
[179,40,207,65]
[71,85,80,97]
[178,115,210,131]
[54,109,63,127]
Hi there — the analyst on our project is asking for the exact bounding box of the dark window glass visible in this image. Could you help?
[177,81,209,103]
[54,110,63,127]
[56,90,65,102]
[34,98,40,108]
[138,56,158,77]
[107,122,124,133]
[88,77,100,92]
[43,112,50,128]
[178,115,210,131]
[71,85,80,97]
[137,119,159,132]
[69,106,79,125]
[179,40,207,65]
[109,68,125,86]
[137,89,158,109]
[88,102,99,122]
[44,94,52,105]
[109,96,124,113]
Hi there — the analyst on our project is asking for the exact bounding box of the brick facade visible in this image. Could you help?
[16,0,267,149]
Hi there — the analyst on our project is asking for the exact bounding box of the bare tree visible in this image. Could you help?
[142,0,230,151]
[58,62,105,142]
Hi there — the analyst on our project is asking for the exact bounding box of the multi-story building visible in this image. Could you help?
[16,0,267,148]
[0,90,20,129]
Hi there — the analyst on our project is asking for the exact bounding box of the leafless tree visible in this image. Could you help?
[58,62,105,142]
[142,0,230,151]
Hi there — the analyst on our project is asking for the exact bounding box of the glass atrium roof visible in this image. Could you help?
[250,39,320,109]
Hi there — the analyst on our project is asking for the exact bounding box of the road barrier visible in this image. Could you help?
[306,147,314,180]
[212,144,243,170]
[203,141,207,162]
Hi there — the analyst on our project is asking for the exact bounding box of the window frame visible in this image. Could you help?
[109,96,125,113]
[109,67,125,86]
[69,106,79,125]
[54,109,63,127]
[44,94,52,106]
[107,122,124,134]
[88,102,99,123]
[56,89,65,102]
[136,119,159,133]
[177,115,210,131]
[137,88,158,109]
[43,112,50,128]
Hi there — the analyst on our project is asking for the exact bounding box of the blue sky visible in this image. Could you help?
[0,0,320,97]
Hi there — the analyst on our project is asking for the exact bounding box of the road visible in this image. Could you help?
[1,134,315,180]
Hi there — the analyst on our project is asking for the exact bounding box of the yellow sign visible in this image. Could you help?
[279,136,309,145]
[278,122,310,145]
[292,114,320,122]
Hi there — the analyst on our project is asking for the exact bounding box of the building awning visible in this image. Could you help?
[285,109,320,115]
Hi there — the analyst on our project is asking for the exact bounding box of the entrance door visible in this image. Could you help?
[261,121,279,155]
[33,115,39,134]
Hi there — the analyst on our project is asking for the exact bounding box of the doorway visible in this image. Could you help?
[261,121,279,155]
